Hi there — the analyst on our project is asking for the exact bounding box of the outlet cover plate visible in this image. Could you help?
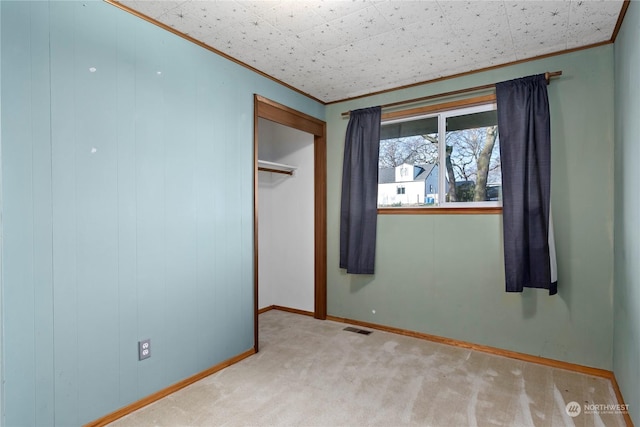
[138,339,151,360]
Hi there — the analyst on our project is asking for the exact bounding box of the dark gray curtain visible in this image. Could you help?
[340,107,382,274]
[496,74,558,295]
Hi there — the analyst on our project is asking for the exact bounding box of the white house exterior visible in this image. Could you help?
[378,163,439,207]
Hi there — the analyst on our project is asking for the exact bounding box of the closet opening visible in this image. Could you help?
[253,95,327,352]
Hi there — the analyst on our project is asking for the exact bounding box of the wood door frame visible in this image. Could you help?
[253,95,327,351]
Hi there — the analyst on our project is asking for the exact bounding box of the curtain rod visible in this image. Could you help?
[341,71,562,118]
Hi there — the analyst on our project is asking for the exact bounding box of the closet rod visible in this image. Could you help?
[341,70,562,118]
[258,166,294,176]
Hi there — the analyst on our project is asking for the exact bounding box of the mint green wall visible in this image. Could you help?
[614,1,640,423]
[0,1,3,423]
[326,46,615,370]
[0,1,323,425]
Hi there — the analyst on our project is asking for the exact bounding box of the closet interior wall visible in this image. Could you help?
[257,118,315,312]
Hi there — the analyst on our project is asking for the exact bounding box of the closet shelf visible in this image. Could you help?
[257,160,297,176]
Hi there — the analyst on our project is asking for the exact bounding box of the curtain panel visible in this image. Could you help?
[496,74,558,295]
[339,107,382,274]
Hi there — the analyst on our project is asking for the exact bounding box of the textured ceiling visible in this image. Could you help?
[117,0,625,103]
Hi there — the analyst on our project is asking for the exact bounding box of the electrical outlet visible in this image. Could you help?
[138,339,151,360]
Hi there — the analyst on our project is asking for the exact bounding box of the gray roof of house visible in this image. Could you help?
[379,163,436,184]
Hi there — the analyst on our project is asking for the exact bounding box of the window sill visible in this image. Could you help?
[378,207,502,215]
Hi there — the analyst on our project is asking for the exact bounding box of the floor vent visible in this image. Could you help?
[343,326,372,335]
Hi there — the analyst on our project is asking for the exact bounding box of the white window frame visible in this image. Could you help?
[380,102,500,209]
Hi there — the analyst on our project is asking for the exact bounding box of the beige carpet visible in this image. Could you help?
[110,310,626,427]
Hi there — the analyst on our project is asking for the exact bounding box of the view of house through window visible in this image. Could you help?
[378,103,501,208]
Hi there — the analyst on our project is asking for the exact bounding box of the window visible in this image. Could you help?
[378,103,501,209]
